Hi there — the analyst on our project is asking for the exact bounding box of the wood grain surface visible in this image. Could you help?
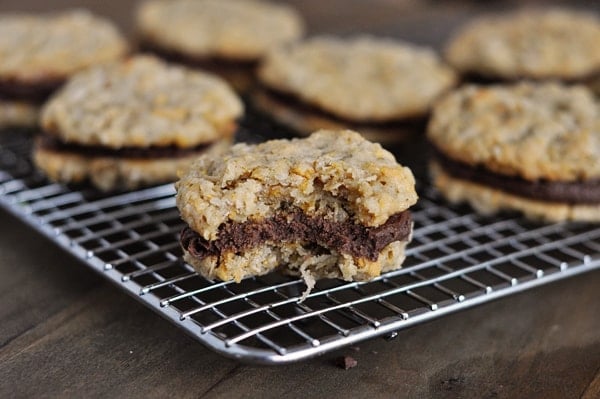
[1,1,599,398]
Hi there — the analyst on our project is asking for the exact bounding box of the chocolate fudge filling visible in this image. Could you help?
[37,134,213,159]
[260,87,427,130]
[459,70,600,86]
[139,41,257,74]
[0,78,64,104]
[181,208,412,262]
[432,146,600,204]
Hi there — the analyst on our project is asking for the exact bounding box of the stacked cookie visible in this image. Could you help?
[176,130,417,287]
[35,56,243,191]
[0,10,127,128]
[428,82,600,222]
[255,36,457,144]
[136,0,304,91]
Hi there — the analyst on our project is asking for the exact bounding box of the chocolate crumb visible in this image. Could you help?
[336,356,358,370]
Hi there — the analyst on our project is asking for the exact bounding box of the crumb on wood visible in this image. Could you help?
[336,356,358,370]
[441,377,465,391]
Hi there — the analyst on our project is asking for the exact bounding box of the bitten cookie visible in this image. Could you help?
[255,36,457,143]
[427,82,600,222]
[0,10,128,128]
[176,130,418,288]
[35,55,243,191]
[136,0,304,91]
[445,9,600,83]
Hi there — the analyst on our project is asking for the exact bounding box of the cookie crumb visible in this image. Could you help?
[336,356,358,370]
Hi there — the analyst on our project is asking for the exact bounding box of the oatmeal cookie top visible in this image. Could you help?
[258,36,457,122]
[42,56,243,148]
[445,9,600,80]
[137,0,304,61]
[427,82,600,181]
[0,10,127,84]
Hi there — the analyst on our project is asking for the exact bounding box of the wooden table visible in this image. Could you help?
[1,1,599,398]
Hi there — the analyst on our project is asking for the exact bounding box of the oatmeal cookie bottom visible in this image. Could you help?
[183,240,410,283]
[0,100,39,129]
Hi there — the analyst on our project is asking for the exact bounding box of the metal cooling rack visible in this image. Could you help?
[1,130,600,365]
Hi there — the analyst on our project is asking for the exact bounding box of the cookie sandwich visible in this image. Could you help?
[0,10,127,128]
[136,0,304,91]
[445,9,600,85]
[255,36,457,144]
[34,56,243,191]
[428,82,600,222]
[177,130,418,289]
